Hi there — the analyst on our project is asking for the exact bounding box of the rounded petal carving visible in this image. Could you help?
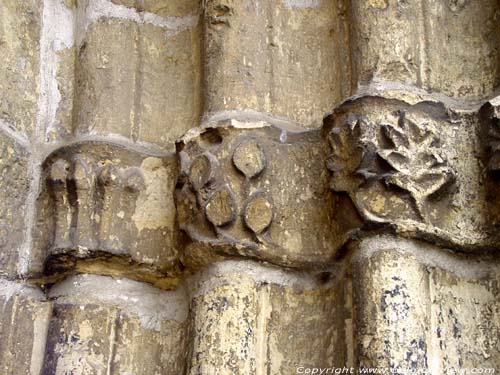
[244,194,273,234]
[232,139,266,178]
[189,154,216,191]
[205,186,236,227]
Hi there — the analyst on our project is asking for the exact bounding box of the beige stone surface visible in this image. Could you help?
[350,235,500,374]
[0,134,29,277]
[39,142,180,273]
[204,0,342,127]
[187,260,343,375]
[0,279,51,375]
[0,0,41,137]
[350,0,500,101]
[44,274,189,375]
[1,0,500,373]
[352,248,431,373]
[75,11,202,151]
[177,122,360,268]
[325,96,493,250]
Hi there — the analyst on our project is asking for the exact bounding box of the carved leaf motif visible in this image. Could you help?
[377,113,455,222]
[327,115,364,192]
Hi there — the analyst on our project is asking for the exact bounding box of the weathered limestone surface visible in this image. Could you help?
[0,0,500,373]
[0,134,30,277]
[325,96,493,250]
[350,235,500,373]
[44,274,189,375]
[349,0,500,101]
[187,261,345,374]
[176,121,360,268]
[38,142,180,274]
[0,0,41,137]
[0,279,51,375]
[74,0,202,151]
[203,0,345,127]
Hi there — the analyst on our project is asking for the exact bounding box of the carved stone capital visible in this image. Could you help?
[40,141,179,272]
[176,121,360,269]
[326,96,494,250]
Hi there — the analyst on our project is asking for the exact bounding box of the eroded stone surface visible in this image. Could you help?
[204,0,344,127]
[0,279,51,375]
[176,123,360,269]
[325,96,494,250]
[187,261,343,375]
[349,235,500,374]
[0,134,29,277]
[0,0,41,137]
[74,11,202,151]
[40,142,179,272]
[44,274,189,375]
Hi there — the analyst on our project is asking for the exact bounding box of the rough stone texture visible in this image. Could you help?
[349,0,500,101]
[176,121,360,268]
[44,274,189,375]
[74,0,202,151]
[187,261,343,375]
[203,0,344,127]
[0,0,41,137]
[350,235,500,373]
[0,279,51,375]
[1,0,500,373]
[0,134,30,277]
[325,96,494,250]
[38,141,180,274]
[352,246,431,373]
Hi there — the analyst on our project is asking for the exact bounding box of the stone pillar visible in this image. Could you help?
[349,235,500,374]
[349,0,500,100]
[186,260,347,375]
[0,279,51,375]
[74,0,202,150]
[44,274,189,374]
[203,0,346,127]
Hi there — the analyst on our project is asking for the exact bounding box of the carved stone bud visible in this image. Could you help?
[232,139,266,178]
[205,186,236,227]
[189,153,217,191]
[244,194,273,234]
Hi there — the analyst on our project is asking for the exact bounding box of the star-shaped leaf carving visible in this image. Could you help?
[377,113,455,222]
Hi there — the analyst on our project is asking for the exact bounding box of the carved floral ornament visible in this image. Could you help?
[178,134,274,236]
[327,109,457,227]
[175,124,346,268]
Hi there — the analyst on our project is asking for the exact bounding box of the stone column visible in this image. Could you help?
[349,235,500,374]
[203,0,347,127]
[186,260,348,375]
[0,279,51,375]
[44,274,189,375]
